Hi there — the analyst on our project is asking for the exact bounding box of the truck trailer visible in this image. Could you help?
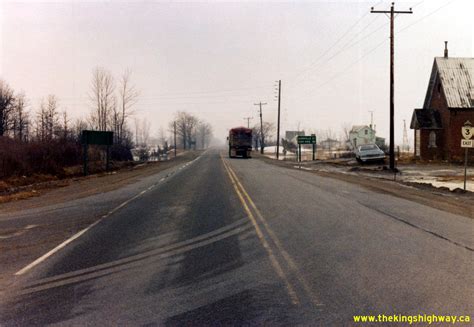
[228,127,252,158]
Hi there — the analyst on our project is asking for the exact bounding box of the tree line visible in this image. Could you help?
[170,111,213,151]
[0,68,213,179]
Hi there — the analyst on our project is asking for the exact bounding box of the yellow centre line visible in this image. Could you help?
[222,154,323,307]
[220,155,300,305]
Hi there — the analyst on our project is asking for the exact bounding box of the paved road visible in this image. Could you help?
[1,148,472,325]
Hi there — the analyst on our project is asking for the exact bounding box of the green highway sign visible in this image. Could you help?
[81,130,114,145]
[81,130,113,176]
[297,134,316,144]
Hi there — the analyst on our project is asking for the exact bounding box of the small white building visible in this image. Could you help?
[349,125,376,149]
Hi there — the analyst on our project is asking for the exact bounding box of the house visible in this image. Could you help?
[410,43,473,161]
[349,125,375,149]
[348,125,386,150]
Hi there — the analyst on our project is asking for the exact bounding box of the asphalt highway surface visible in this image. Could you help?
[1,148,472,325]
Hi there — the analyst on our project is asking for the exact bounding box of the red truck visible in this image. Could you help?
[228,127,252,158]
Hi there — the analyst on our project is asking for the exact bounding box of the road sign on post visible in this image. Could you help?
[81,130,114,176]
[461,121,472,190]
[461,139,473,148]
[297,134,317,162]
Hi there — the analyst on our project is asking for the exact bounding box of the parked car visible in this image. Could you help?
[355,144,386,163]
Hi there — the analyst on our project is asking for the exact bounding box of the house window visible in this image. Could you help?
[428,131,437,148]
[364,129,368,135]
[415,130,420,156]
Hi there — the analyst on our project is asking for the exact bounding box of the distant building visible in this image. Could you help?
[320,138,341,150]
[410,43,473,161]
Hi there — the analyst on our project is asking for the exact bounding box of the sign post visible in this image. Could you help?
[461,121,473,190]
[81,130,114,176]
[311,134,316,161]
[297,135,317,166]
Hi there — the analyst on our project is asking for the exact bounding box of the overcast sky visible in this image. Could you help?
[1,0,473,144]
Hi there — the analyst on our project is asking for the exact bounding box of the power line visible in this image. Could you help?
[397,0,457,34]
[288,11,372,85]
[288,19,390,92]
[289,0,455,99]
[287,0,390,90]
[298,37,388,99]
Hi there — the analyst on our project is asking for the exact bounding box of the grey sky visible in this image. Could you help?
[1,0,472,144]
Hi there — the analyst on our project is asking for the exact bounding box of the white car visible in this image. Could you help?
[355,144,386,163]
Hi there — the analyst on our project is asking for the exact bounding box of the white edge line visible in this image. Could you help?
[15,189,150,276]
[14,154,201,276]
[15,220,101,276]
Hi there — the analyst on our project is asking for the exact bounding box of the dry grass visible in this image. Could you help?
[0,190,41,204]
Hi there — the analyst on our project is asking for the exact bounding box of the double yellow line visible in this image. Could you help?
[221,155,322,307]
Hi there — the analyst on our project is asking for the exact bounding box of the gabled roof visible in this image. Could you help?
[423,57,474,109]
[410,109,443,129]
[350,125,371,133]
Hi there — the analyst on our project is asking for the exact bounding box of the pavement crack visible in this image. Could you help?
[359,202,473,252]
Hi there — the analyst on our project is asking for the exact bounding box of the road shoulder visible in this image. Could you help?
[254,154,473,219]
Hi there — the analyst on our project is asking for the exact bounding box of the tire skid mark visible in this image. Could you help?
[9,219,252,297]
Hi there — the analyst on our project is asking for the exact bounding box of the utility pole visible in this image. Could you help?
[276,80,282,160]
[173,121,177,158]
[243,117,253,128]
[371,2,412,170]
[254,102,267,154]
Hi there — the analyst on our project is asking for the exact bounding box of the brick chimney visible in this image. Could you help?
[444,41,448,58]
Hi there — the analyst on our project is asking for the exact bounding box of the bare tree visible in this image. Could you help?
[36,95,59,141]
[0,80,15,136]
[116,69,139,143]
[253,121,275,152]
[133,117,151,148]
[170,111,198,150]
[196,121,213,149]
[158,126,169,148]
[141,119,151,147]
[134,117,140,146]
[341,122,352,150]
[12,93,30,141]
[89,67,115,131]
[59,110,70,140]
[73,118,89,141]
[47,95,59,139]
